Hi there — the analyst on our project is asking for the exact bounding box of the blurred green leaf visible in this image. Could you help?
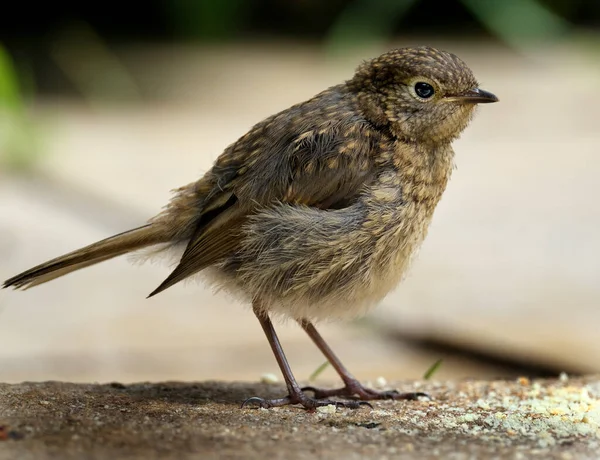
[326,0,575,53]
[0,45,23,113]
[309,361,331,382]
[423,358,443,380]
[51,22,141,106]
[460,0,570,46]
[326,0,419,51]
[165,0,249,40]
[0,44,42,171]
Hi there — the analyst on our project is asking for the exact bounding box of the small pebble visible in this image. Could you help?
[260,373,279,384]
[316,404,337,414]
[375,376,388,389]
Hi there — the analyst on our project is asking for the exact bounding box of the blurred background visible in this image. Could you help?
[0,0,599,386]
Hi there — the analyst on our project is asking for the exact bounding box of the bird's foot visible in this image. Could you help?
[241,391,372,410]
[302,380,429,401]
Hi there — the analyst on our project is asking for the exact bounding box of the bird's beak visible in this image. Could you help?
[446,88,499,104]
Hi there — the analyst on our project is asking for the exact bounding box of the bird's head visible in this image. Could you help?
[349,46,498,145]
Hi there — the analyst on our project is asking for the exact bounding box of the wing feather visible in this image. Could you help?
[149,91,376,296]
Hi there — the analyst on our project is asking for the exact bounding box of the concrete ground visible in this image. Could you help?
[1,376,599,460]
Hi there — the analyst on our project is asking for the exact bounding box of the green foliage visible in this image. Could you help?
[51,22,141,106]
[423,358,444,380]
[165,0,250,40]
[308,361,331,382]
[462,0,570,47]
[326,0,576,52]
[160,0,592,49]
[0,46,23,113]
[0,45,40,171]
[327,0,420,51]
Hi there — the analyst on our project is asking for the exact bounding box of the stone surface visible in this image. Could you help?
[1,377,599,459]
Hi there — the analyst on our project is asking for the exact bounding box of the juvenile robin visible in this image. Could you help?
[4,46,498,409]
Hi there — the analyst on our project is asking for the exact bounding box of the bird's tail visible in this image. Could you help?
[2,224,171,290]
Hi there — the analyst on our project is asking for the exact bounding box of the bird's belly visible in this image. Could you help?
[200,207,432,322]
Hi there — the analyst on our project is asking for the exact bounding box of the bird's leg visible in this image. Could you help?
[241,302,370,410]
[299,320,428,401]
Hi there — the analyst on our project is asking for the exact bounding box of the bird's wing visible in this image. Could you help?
[148,107,377,297]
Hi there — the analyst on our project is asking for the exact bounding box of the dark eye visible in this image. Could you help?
[414,82,435,99]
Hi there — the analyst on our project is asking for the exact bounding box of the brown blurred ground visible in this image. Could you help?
[2,377,600,460]
[1,40,599,385]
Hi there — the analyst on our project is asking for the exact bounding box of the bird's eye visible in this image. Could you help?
[414,82,435,99]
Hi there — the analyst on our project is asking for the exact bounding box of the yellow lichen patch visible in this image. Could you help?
[371,378,600,450]
[469,382,600,447]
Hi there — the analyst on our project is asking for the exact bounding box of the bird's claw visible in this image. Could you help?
[302,383,430,402]
[241,393,372,410]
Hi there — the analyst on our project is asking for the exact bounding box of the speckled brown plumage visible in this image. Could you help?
[4,46,498,409]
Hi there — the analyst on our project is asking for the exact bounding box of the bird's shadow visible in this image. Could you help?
[104,380,288,407]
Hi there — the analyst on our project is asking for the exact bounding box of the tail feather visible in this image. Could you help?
[3,224,169,290]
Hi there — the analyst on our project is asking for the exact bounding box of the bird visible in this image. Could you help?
[3,46,498,410]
